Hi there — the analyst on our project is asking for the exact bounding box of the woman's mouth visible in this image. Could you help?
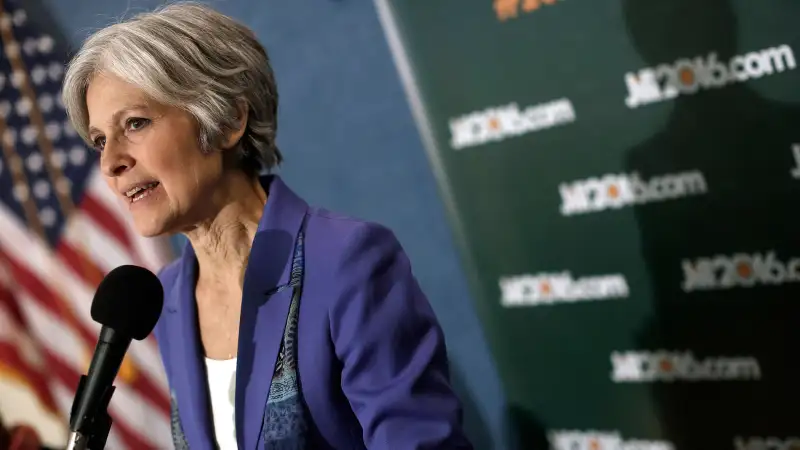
[126,181,160,204]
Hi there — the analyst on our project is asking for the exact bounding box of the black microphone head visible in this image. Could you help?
[90,265,164,341]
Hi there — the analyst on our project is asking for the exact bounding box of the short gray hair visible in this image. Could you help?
[62,1,282,175]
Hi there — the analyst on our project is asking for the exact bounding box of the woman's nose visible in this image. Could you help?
[99,141,135,178]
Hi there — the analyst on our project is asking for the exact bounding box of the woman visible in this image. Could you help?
[62,3,472,449]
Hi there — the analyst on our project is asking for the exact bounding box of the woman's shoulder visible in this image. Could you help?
[303,206,406,269]
[305,206,394,236]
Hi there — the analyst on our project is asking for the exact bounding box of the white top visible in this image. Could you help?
[204,357,238,450]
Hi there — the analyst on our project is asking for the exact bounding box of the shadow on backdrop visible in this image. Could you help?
[507,405,549,450]
[622,0,800,446]
[448,365,495,450]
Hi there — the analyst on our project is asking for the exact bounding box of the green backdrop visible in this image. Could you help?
[377,0,800,448]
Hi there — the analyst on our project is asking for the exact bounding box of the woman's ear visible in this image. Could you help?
[221,99,249,150]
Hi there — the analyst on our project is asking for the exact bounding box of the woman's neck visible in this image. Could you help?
[183,172,267,288]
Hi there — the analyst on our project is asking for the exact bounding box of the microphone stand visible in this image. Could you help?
[66,375,114,450]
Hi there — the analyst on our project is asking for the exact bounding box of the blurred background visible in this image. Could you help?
[0,0,798,449]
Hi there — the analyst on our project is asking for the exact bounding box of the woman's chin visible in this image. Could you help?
[128,196,176,237]
[132,216,171,238]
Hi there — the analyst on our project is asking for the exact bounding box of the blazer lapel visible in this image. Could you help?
[165,244,215,449]
[236,273,293,449]
[236,175,309,449]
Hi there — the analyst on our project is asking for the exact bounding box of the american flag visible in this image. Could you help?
[0,1,174,448]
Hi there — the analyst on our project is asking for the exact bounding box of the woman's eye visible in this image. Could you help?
[127,118,151,131]
[92,136,106,151]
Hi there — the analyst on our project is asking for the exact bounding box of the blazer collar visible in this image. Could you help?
[163,174,309,449]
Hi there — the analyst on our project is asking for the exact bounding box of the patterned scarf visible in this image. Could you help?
[170,221,310,449]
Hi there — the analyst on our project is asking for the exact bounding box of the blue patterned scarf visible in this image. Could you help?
[170,222,310,449]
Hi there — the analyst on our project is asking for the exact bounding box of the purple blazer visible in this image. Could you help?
[153,175,472,449]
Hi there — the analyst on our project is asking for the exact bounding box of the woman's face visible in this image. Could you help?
[86,74,224,237]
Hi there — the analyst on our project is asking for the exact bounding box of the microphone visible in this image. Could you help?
[66,265,164,450]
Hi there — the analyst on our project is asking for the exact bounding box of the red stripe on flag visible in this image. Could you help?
[0,248,81,328]
[0,267,58,412]
[0,248,170,416]
[0,279,24,324]
[0,341,58,413]
[55,241,105,289]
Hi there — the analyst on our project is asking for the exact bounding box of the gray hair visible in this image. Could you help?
[62,1,281,175]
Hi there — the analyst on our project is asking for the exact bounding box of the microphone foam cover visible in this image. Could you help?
[90,265,164,341]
